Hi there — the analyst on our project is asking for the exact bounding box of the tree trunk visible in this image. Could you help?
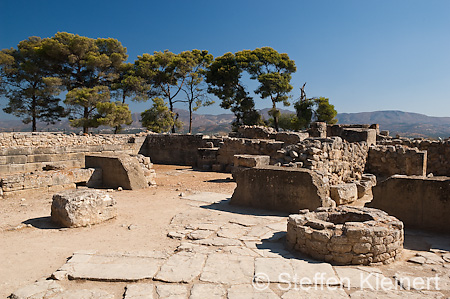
[272,102,279,132]
[31,97,37,132]
[189,103,193,134]
[83,107,89,134]
[169,100,176,133]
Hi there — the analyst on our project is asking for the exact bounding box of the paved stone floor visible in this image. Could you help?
[9,192,450,299]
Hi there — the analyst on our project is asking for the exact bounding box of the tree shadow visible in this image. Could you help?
[22,216,61,230]
[200,199,289,217]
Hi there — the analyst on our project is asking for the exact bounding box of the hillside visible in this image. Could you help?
[1,109,450,138]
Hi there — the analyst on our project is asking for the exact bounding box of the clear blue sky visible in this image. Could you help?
[1,0,449,120]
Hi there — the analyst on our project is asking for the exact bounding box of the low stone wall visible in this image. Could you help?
[0,132,147,175]
[231,166,333,213]
[328,125,377,146]
[216,138,284,172]
[378,138,450,176]
[274,137,369,185]
[0,168,101,198]
[369,175,450,232]
[365,145,427,177]
[140,134,222,167]
[286,206,404,265]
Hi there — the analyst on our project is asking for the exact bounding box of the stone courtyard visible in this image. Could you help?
[2,165,450,298]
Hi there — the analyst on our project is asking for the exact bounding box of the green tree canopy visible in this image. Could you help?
[0,36,65,131]
[135,50,196,133]
[182,50,214,133]
[141,97,182,133]
[96,101,132,134]
[206,52,262,130]
[64,86,110,133]
[237,47,296,131]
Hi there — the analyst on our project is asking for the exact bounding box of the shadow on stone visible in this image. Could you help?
[23,216,61,230]
[200,200,289,217]
[203,178,234,183]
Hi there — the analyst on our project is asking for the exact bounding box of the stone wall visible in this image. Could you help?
[274,137,369,185]
[365,145,427,177]
[0,132,147,175]
[231,166,333,213]
[378,138,450,176]
[369,175,450,232]
[216,138,284,172]
[328,125,377,146]
[140,134,222,167]
[0,168,101,198]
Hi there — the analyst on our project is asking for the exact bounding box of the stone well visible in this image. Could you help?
[286,206,403,265]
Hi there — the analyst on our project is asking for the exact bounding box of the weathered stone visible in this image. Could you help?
[52,289,114,299]
[156,284,188,299]
[51,189,117,228]
[227,284,279,299]
[125,283,154,299]
[233,154,270,168]
[330,183,358,205]
[190,284,226,299]
[254,257,294,283]
[231,166,331,213]
[59,251,166,281]
[155,252,206,283]
[282,288,349,299]
[9,280,63,299]
[85,154,149,190]
[200,253,254,284]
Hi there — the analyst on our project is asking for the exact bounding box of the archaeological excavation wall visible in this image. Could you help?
[0,132,146,175]
[369,175,450,232]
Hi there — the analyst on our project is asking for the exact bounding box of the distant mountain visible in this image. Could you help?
[336,110,450,138]
[1,109,450,138]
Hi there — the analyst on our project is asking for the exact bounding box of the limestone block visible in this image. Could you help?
[51,189,117,228]
[330,183,358,205]
[233,154,270,168]
[85,154,148,190]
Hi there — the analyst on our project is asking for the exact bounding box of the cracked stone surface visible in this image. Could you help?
[155,252,206,283]
[200,253,254,284]
[8,191,450,299]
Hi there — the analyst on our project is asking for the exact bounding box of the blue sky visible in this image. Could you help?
[1,0,449,120]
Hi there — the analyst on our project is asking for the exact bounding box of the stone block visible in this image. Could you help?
[85,154,148,190]
[6,155,27,164]
[370,175,450,232]
[231,165,331,213]
[233,154,270,168]
[330,183,358,205]
[51,189,117,228]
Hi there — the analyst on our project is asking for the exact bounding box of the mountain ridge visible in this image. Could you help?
[1,109,450,138]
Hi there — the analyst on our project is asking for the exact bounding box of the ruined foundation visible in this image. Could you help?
[286,206,404,265]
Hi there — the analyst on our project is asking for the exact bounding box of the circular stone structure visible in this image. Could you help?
[286,206,403,265]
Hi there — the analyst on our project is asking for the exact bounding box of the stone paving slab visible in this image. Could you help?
[156,284,188,299]
[255,258,295,283]
[349,290,446,298]
[155,252,206,283]
[59,252,167,282]
[290,259,340,286]
[9,280,63,299]
[334,266,394,289]
[282,288,350,299]
[227,284,280,299]
[51,289,114,299]
[200,253,254,284]
[125,283,154,299]
[190,284,226,299]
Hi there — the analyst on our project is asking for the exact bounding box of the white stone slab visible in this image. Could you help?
[189,284,226,299]
[125,283,154,299]
[227,284,280,299]
[200,253,254,284]
[155,252,206,283]
[181,192,231,204]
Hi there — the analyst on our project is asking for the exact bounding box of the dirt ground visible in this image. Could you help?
[1,165,450,298]
[0,165,236,298]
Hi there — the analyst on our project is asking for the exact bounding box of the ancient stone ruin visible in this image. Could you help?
[287,206,404,265]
